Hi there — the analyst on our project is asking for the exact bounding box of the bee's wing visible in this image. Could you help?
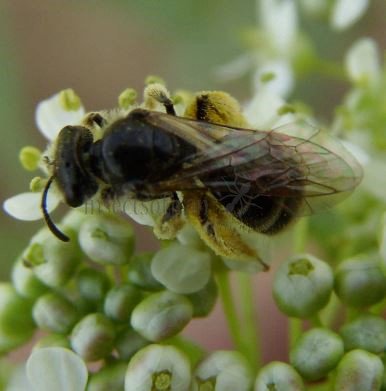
[145,112,363,215]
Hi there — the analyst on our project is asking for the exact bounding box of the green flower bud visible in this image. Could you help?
[273,254,333,318]
[29,176,46,192]
[32,292,79,334]
[0,283,35,352]
[116,329,148,361]
[186,277,218,317]
[26,347,88,391]
[124,344,191,391]
[145,75,166,85]
[131,291,193,341]
[104,284,142,322]
[71,313,116,362]
[118,88,137,109]
[79,215,135,265]
[34,334,70,350]
[192,351,252,391]
[290,328,344,381]
[340,314,386,354]
[12,258,47,299]
[76,268,110,303]
[87,361,127,391]
[19,146,41,171]
[254,361,305,391]
[334,255,386,307]
[176,225,205,249]
[127,252,163,291]
[334,349,384,391]
[59,88,82,111]
[23,227,80,287]
[151,243,212,294]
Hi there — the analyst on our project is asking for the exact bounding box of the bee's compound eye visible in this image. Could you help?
[54,126,98,207]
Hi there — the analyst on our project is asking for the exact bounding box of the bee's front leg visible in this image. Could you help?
[182,191,269,270]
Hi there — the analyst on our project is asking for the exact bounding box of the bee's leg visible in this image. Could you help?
[153,192,184,239]
[183,191,269,270]
[143,83,176,115]
[160,97,176,116]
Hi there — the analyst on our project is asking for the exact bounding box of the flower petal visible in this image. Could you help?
[243,89,289,129]
[259,0,298,57]
[3,191,60,221]
[214,54,255,82]
[124,198,170,226]
[345,38,380,86]
[253,60,294,98]
[26,347,88,391]
[331,0,369,30]
[35,92,85,140]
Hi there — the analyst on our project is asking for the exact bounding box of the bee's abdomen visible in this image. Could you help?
[211,176,303,235]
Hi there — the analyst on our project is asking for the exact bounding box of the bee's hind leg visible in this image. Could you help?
[182,191,269,271]
[153,192,185,239]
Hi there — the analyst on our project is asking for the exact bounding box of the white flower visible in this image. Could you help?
[215,0,298,98]
[124,198,171,227]
[252,60,294,98]
[3,191,59,221]
[36,90,85,141]
[3,90,85,221]
[331,0,370,30]
[345,38,381,87]
[124,344,191,391]
[258,0,298,58]
[243,88,296,130]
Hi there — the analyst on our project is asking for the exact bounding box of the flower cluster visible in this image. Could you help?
[2,1,386,390]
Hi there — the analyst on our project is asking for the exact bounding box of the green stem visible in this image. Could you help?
[370,296,386,316]
[289,318,302,348]
[237,272,261,370]
[310,314,323,328]
[289,218,309,348]
[293,218,308,253]
[321,293,342,329]
[216,271,244,352]
[346,307,361,322]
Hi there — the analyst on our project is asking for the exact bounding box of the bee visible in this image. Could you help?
[42,85,362,269]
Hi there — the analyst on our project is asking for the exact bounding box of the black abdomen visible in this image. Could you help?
[210,175,302,234]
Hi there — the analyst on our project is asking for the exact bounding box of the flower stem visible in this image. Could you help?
[216,271,244,354]
[289,218,308,348]
[289,317,302,348]
[310,314,323,327]
[321,292,341,328]
[237,272,261,370]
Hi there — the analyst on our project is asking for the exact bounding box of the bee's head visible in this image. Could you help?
[41,125,99,242]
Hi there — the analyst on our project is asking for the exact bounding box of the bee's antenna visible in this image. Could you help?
[41,176,70,242]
